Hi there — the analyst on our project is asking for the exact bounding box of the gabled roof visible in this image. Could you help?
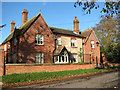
[81,29,95,44]
[1,13,40,45]
[81,29,92,38]
[49,27,85,38]
[54,46,69,56]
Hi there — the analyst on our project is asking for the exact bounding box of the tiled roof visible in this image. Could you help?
[2,13,86,45]
[81,29,92,38]
[54,46,69,56]
[1,13,40,45]
[2,32,14,44]
[54,46,64,55]
[49,27,85,38]
[81,29,93,43]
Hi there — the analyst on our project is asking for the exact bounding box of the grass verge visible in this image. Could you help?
[2,66,120,84]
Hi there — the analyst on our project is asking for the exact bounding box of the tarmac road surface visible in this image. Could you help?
[49,71,119,88]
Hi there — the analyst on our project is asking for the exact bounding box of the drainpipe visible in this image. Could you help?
[82,39,84,62]
[3,49,6,75]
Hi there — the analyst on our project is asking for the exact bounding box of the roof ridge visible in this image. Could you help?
[17,13,40,30]
[81,29,92,33]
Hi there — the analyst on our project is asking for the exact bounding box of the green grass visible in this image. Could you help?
[2,66,120,84]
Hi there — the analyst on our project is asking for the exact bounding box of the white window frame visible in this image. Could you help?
[72,54,78,63]
[35,53,44,63]
[35,34,44,45]
[55,51,68,64]
[54,56,59,63]
[13,54,16,63]
[56,37,61,45]
[91,41,94,49]
[71,39,77,47]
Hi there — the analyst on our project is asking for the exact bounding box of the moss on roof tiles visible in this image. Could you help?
[1,13,40,45]
[49,27,85,38]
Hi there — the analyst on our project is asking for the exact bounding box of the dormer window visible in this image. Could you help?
[56,37,61,45]
[71,39,77,47]
[91,41,94,48]
[35,34,43,45]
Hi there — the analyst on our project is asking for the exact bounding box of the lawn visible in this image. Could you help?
[2,66,120,84]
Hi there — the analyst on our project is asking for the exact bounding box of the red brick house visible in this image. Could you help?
[0,9,100,65]
[81,29,100,66]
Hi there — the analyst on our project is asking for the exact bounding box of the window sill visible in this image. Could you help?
[71,46,77,48]
[35,44,44,46]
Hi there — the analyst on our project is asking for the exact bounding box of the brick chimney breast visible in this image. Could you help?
[11,21,15,33]
[22,9,28,25]
[73,16,79,34]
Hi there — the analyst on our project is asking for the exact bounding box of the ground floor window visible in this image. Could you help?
[55,51,68,63]
[35,53,44,63]
[72,54,78,63]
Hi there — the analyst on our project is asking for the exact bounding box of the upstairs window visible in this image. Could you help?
[35,34,43,45]
[35,53,44,63]
[56,37,61,45]
[91,41,94,48]
[71,39,77,47]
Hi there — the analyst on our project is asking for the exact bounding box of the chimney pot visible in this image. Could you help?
[73,16,79,34]
[75,16,77,20]
[11,21,15,33]
[22,9,28,25]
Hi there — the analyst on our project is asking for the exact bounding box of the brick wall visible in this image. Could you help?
[83,30,100,65]
[5,64,95,75]
[0,48,4,76]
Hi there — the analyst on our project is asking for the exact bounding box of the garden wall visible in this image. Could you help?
[5,64,95,75]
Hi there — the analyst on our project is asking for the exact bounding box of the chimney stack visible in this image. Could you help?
[11,21,15,33]
[73,16,79,34]
[22,9,28,25]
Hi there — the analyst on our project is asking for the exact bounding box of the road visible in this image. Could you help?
[49,71,119,88]
[12,71,119,89]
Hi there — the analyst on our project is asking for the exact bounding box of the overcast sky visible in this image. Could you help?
[1,1,105,44]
